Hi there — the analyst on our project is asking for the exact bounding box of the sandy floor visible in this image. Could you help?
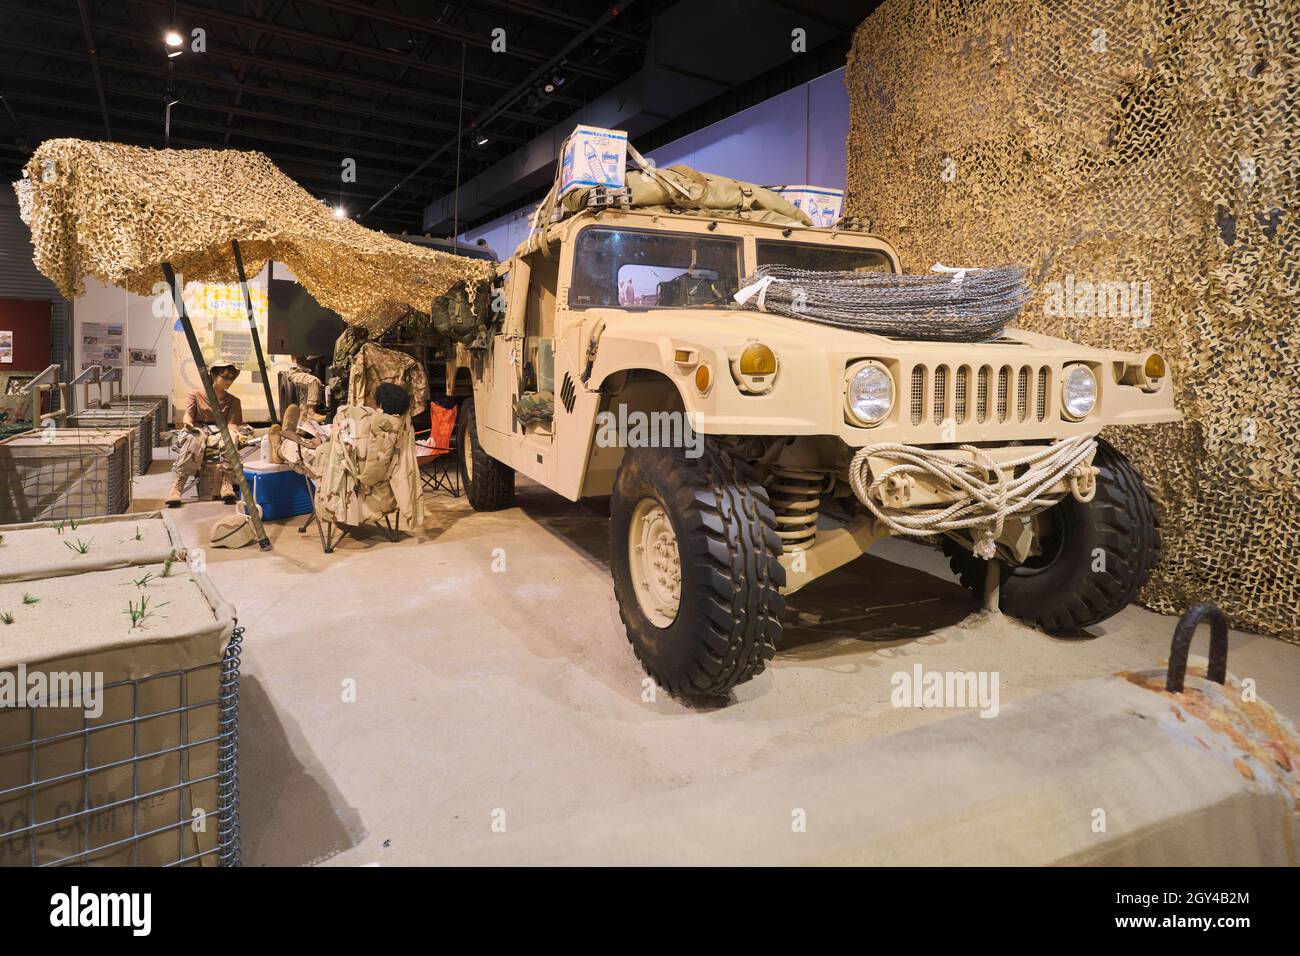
[130,447,1300,865]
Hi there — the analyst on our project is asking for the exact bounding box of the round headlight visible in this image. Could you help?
[847,363,894,425]
[1062,365,1097,420]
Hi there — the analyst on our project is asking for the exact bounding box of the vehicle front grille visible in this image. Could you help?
[909,362,1054,428]
[932,365,947,424]
[954,366,968,423]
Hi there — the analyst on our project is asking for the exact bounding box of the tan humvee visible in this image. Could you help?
[448,206,1179,696]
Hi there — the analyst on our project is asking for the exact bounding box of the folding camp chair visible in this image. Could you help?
[291,416,405,554]
[414,402,460,498]
[297,473,401,554]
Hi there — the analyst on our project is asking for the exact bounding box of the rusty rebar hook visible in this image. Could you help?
[1165,602,1229,693]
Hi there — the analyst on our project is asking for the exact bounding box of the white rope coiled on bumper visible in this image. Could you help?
[848,435,1099,560]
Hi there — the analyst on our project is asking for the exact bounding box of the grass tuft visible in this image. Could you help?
[123,594,168,629]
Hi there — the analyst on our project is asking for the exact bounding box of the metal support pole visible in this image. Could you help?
[982,559,1001,613]
[231,240,279,425]
[162,262,272,551]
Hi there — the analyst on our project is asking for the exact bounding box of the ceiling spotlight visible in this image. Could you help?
[333,206,347,219]
[474,135,489,146]
[165,31,184,57]
[543,81,555,94]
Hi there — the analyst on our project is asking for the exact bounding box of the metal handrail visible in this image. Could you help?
[1166,602,1229,693]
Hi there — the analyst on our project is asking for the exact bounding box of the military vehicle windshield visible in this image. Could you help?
[756,239,895,273]
[570,227,741,308]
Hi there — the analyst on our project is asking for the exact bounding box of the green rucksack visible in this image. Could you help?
[431,280,491,345]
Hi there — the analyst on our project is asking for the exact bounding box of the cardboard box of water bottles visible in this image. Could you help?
[768,184,844,228]
[560,125,628,196]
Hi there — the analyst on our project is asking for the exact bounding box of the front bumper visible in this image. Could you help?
[853,441,1096,510]
[847,436,1100,559]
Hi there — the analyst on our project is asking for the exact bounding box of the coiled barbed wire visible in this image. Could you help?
[733,264,1031,341]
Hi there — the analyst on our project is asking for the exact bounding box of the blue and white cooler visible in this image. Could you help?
[242,460,314,520]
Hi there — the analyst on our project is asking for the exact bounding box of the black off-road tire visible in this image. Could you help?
[941,439,1159,632]
[610,440,786,697]
[458,397,515,511]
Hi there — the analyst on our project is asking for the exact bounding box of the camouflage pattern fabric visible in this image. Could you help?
[513,391,555,425]
[279,437,323,482]
[347,343,429,412]
[844,0,1299,642]
[313,404,424,531]
[329,326,369,405]
[168,424,255,483]
[285,366,324,406]
[15,139,493,335]
[170,430,227,481]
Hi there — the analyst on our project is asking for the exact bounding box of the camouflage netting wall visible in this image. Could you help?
[15,139,493,335]
[844,0,1297,640]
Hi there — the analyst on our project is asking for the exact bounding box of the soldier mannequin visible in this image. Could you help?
[165,364,247,507]
[286,354,326,420]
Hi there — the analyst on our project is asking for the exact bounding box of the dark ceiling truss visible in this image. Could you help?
[1,82,446,201]
[2,84,457,177]
[297,0,627,81]
[127,0,589,103]
[4,7,560,125]
[0,41,530,145]
[75,0,114,136]
[0,101,435,221]
[0,0,654,231]
[0,67,486,155]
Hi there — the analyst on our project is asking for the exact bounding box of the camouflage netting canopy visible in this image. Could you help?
[845,0,1297,640]
[14,139,494,334]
